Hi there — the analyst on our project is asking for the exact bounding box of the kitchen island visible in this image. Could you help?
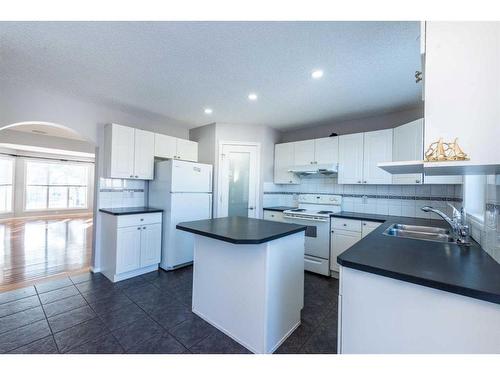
[176,216,306,354]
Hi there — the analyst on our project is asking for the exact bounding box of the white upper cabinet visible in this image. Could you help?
[293,140,316,165]
[314,137,339,165]
[104,123,154,180]
[176,138,198,162]
[424,22,500,170]
[363,129,393,185]
[274,143,300,184]
[392,119,424,185]
[154,133,177,159]
[154,134,198,162]
[133,129,155,180]
[338,133,364,184]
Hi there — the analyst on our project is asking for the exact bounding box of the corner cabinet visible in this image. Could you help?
[154,133,198,162]
[104,123,155,180]
[274,143,300,184]
[101,212,162,282]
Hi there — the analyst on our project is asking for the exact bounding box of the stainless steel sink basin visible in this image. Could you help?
[390,224,450,235]
[383,224,456,244]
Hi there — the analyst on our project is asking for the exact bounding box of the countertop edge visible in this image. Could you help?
[176,224,306,244]
[99,208,163,216]
[337,258,500,305]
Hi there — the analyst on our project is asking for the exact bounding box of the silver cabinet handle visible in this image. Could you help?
[416,179,421,183]
[357,180,361,184]
[137,227,141,230]
[130,175,134,178]
[143,226,146,229]
[363,181,367,184]
[135,175,139,178]
[248,207,255,210]
[140,218,144,221]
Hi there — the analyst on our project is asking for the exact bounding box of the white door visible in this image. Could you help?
[110,124,135,179]
[274,143,299,184]
[314,137,339,165]
[330,229,362,272]
[176,139,198,162]
[170,160,212,193]
[338,133,364,184]
[393,119,424,184]
[363,129,393,185]
[293,140,315,165]
[154,133,177,159]
[116,226,141,274]
[133,129,155,179]
[140,223,162,267]
[219,143,260,218]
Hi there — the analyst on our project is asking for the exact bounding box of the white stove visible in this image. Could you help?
[283,194,342,276]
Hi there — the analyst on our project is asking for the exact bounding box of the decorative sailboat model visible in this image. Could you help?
[424,138,470,162]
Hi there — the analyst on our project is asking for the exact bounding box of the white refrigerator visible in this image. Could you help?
[148,159,213,270]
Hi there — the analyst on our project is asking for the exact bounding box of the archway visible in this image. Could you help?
[0,121,98,291]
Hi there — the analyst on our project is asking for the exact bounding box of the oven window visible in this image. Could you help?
[305,225,317,238]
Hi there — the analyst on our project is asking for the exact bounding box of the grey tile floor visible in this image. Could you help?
[0,267,338,354]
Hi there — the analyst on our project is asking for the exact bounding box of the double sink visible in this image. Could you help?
[383,223,456,244]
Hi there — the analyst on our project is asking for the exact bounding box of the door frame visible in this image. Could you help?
[216,141,261,218]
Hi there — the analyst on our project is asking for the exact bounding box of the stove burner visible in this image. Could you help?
[290,208,306,212]
[317,210,333,214]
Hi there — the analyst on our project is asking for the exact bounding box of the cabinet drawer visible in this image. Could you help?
[331,218,362,232]
[263,210,284,222]
[116,212,162,228]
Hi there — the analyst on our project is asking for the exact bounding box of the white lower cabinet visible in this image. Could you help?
[330,217,381,273]
[101,212,162,282]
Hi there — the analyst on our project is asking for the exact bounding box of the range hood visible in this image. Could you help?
[288,163,338,176]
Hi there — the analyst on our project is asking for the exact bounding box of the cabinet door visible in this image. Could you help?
[314,137,339,165]
[116,226,141,274]
[140,223,162,267]
[361,221,381,238]
[108,124,135,179]
[154,133,177,159]
[176,139,198,162]
[133,129,155,180]
[274,143,299,184]
[393,119,424,185]
[293,140,315,166]
[338,133,364,184]
[363,129,393,185]
[330,229,362,272]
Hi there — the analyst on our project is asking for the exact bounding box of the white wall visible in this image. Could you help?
[279,107,423,143]
[0,79,195,272]
[190,122,281,217]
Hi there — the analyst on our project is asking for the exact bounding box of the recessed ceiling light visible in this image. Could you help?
[311,69,324,79]
[248,93,258,101]
[204,108,213,115]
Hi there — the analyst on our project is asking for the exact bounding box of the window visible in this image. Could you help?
[25,160,91,211]
[0,156,14,213]
[464,174,487,223]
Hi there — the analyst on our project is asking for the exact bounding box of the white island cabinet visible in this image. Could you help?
[100,209,162,282]
[177,217,305,354]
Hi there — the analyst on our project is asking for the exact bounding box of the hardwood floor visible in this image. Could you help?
[0,214,93,292]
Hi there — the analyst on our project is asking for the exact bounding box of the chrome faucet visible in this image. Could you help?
[421,204,470,245]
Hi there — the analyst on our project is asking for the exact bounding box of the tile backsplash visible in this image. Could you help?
[483,175,500,263]
[98,178,146,208]
[264,175,463,219]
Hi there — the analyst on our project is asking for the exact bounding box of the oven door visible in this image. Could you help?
[283,215,330,259]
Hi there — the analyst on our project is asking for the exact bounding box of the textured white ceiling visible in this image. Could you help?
[0,21,421,130]
[7,123,86,140]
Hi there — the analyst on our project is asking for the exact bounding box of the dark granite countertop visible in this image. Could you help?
[263,206,297,212]
[176,216,306,244]
[331,211,390,222]
[336,212,500,305]
[99,207,163,216]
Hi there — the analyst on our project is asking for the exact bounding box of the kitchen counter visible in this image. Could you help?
[99,207,163,215]
[176,216,306,244]
[335,211,500,305]
[176,216,305,353]
[263,206,296,212]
